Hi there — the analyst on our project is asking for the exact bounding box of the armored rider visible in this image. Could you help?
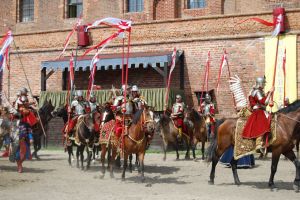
[171,94,185,139]
[200,93,215,139]
[65,90,88,139]
[242,76,274,150]
[14,87,38,127]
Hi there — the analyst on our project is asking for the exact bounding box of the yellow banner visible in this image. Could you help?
[265,35,297,112]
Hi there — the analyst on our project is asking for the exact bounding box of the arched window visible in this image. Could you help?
[19,0,34,22]
[128,0,144,12]
[187,0,206,9]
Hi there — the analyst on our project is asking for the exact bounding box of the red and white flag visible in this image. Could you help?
[58,15,82,59]
[164,48,177,113]
[86,17,132,31]
[0,30,13,71]
[216,51,228,93]
[82,29,124,57]
[87,53,100,100]
[69,52,75,91]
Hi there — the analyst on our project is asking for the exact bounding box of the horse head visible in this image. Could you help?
[54,105,68,123]
[143,107,155,134]
[39,100,56,123]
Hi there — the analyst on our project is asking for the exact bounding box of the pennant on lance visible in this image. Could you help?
[0,30,13,71]
[199,51,211,108]
[87,53,100,100]
[237,8,285,37]
[164,48,177,113]
[57,14,82,59]
[216,51,228,94]
[86,17,132,31]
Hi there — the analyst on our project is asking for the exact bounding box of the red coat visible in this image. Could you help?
[242,94,270,139]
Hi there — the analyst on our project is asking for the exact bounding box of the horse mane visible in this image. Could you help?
[191,109,201,121]
[132,110,143,124]
[277,100,300,114]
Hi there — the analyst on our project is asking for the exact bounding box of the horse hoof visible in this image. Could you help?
[163,157,166,161]
[208,180,214,185]
[235,181,241,186]
[110,173,115,179]
[141,177,145,183]
[293,184,300,193]
[122,177,125,181]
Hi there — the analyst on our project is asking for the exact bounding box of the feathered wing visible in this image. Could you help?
[229,75,248,109]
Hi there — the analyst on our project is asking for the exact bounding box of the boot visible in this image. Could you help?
[2,148,9,157]
[256,136,265,154]
[177,127,183,141]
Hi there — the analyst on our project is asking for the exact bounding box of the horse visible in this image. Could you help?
[185,108,207,160]
[99,105,117,178]
[121,107,155,181]
[206,100,300,191]
[0,116,12,151]
[31,100,55,159]
[74,113,97,170]
[155,113,193,161]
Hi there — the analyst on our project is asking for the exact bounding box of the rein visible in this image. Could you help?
[278,113,300,124]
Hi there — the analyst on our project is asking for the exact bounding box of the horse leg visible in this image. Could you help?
[230,158,241,185]
[80,145,84,170]
[135,153,139,168]
[76,146,80,168]
[86,146,92,170]
[185,137,190,160]
[67,145,72,166]
[115,155,121,168]
[162,139,168,161]
[268,151,281,189]
[129,154,133,173]
[138,152,145,182]
[100,145,106,178]
[296,140,299,159]
[175,139,180,160]
[201,139,206,160]
[109,146,117,178]
[122,153,128,180]
[282,149,300,191]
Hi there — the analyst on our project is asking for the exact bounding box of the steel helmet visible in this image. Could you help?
[76,90,83,97]
[131,85,139,92]
[20,87,28,95]
[176,94,182,100]
[205,93,211,102]
[255,76,266,88]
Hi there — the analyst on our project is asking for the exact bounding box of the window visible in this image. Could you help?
[67,0,83,18]
[128,0,144,12]
[19,0,34,22]
[187,0,206,9]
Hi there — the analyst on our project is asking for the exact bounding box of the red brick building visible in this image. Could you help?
[1,0,300,144]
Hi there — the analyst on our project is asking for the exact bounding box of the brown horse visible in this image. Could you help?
[185,108,207,160]
[155,114,193,161]
[207,100,300,191]
[120,107,155,181]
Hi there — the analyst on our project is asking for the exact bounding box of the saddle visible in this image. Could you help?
[234,108,277,159]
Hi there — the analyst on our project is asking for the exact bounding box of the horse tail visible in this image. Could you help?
[205,118,225,163]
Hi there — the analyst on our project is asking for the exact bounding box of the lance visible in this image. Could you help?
[12,40,47,138]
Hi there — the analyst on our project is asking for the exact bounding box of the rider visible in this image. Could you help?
[87,93,100,133]
[65,90,88,142]
[15,87,38,127]
[200,93,215,139]
[171,94,185,140]
[13,113,34,173]
[243,76,275,150]
[131,85,147,113]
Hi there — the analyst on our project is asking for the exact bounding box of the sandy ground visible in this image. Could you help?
[0,150,299,200]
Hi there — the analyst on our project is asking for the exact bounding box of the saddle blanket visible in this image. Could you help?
[99,120,115,145]
[234,115,277,159]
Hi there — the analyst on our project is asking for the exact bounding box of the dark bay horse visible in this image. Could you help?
[207,100,300,191]
[185,108,207,160]
[155,114,193,161]
[74,113,98,170]
[32,100,55,159]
